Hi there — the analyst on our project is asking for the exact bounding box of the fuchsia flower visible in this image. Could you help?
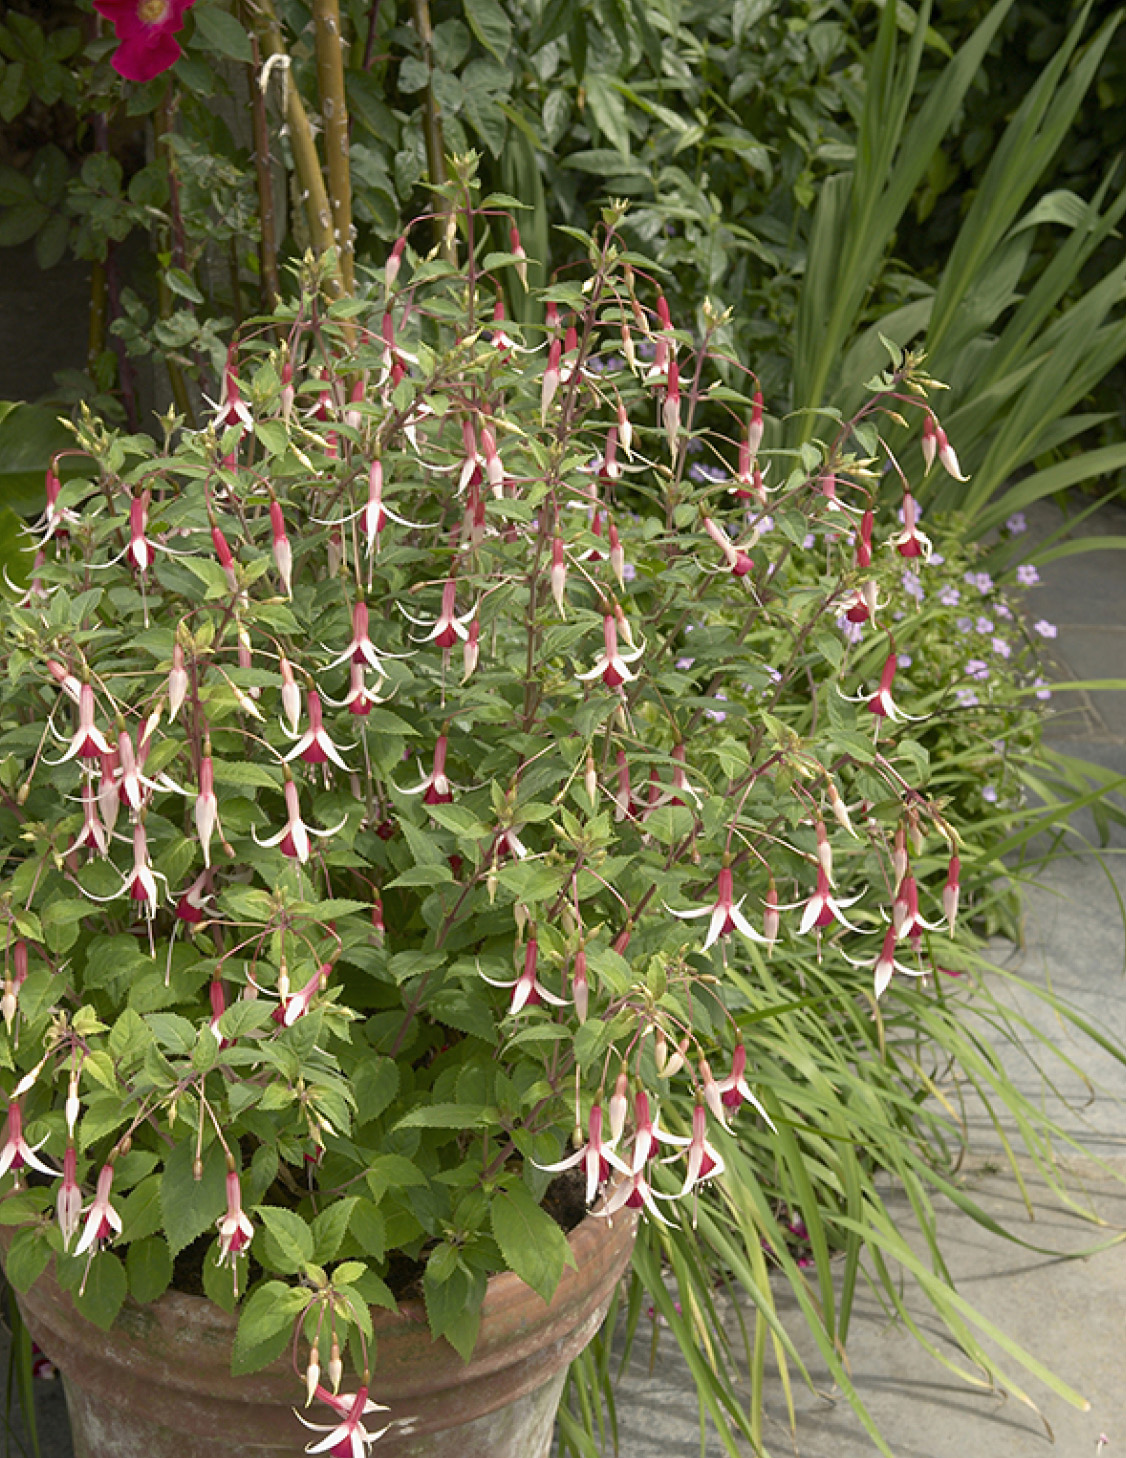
[789,864,864,935]
[701,516,753,578]
[74,1162,122,1256]
[843,926,927,1000]
[402,578,475,649]
[326,602,393,681]
[95,0,197,84]
[677,1104,725,1196]
[57,1146,82,1249]
[0,1100,56,1180]
[217,1169,254,1266]
[889,493,931,561]
[480,937,568,1015]
[284,691,352,771]
[399,735,456,806]
[51,683,112,764]
[576,611,644,689]
[194,754,220,866]
[296,1384,391,1457]
[72,780,110,857]
[537,1103,630,1207]
[669,866,771,950]
[253,777,346,864]
[708,1045,775,1126]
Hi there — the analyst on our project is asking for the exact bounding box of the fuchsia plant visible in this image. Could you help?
[0,171,1047,1447]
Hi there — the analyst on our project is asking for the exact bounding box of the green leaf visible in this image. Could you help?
[394,1103,497,1130]
[490,1182,575,1304]
[311,1198,357,1264]
[352,1056,399,1125]
[231,1280,308,1375]
[349,1199,386,1262]
[73,1252,128,1331]
[255,1206,314,1274]
[160,1138,227,1257]
[3,1225,50,1293]
[584,74,630,157]
[190,2,253,62]
[126,1235,173,1304]
[463,0,512,60]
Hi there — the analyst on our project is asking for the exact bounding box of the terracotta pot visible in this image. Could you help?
[5,1208,636,1458]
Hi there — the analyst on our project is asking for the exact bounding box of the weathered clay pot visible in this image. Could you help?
[6,1208,636,1458]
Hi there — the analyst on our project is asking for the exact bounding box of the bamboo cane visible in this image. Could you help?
[312,0,354,294]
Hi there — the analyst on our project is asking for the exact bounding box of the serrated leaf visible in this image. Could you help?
[311,1198,357,1264]
[161,1138,227,1256]
[127,1234,173,1304]
[73,1251,128,1331]
[3,1225,50,1293]
[394,1103,497,1130]
[490,1182,575,1304]
[255,1206,314,1274]
[231,1280,309,1375]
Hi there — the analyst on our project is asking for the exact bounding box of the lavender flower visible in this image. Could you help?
[901,570,924,603]
[995,602,1012,620]
[956,616,974,634]
[1016,563,1040,587]
[992,637,1011,659]
[975,616,993,634]
[1006,512,1028,534]
[897,653,913,668]
[982,786,998,803]
[1034,677,1052,700]
[705,692,728,723]
[939,587,961,607]
[966,659,990,682]
[837,615,864,645]
[955,688,979,707]
[964,571,993,594]
[1033,619,1057,639]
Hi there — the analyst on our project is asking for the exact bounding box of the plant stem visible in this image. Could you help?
[361,0,383,70]
[410,0,455,258]
[151,89,198,423]
[246,27,280,312]
[247,0,341,293]
[312,0,354,294]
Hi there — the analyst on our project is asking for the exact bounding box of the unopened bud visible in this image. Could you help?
[328,1337,343,1393]
[305,1346,321,1406]
[192,1155,203,1181]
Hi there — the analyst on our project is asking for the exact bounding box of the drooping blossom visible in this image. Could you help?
[398,735,456,806]
[576,612,644,689]
[537,1103,630,1207]
[479,937,568,1016]
[57,1146,82,1249]
[295,1384,391,1458]
[216,1169,254,1267]
[677,1103,725,1197]
[253,777,346,864]
[401,578,475,649]
[889,493,931,561]
[51,683,112,764]
[74,1162,122,1256]
[284,691,352,771]
[326,602,393,680]
[669,867,771,951]
[0,1099,56,1180]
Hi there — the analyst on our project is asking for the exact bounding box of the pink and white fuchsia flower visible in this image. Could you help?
[576,611,644,688]
[295,1385,391,1457]
[0,1099,57,1179]
[669,866,771,950]
[537,1103,630,1206]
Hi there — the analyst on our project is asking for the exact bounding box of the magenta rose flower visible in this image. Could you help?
[94,0,197,82]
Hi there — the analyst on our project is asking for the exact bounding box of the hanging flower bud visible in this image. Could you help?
[195,752,220,867]
[857,508,874,570]
[936,423,968,481]
[212,523,238,594]
[385,235,407,293]
[551,537,568,615]
[943,853,961,933]
[892,826,909,889]
[584,753,598,807]
[498,223,524,289]
[168,641,189,721]
[462,618,480,682]
[328,1337,344,1394]
[747,388,764,460]
[572,944,589,1024]
[279,654,301,735]
[922,414,937,473]
[617,399,633,459]
[608,519,625,588]
[663,359,681,453]
[815,820,833,883]
[305,1345,322,1407]
[270,501,292,597]
[542,338,561,424]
